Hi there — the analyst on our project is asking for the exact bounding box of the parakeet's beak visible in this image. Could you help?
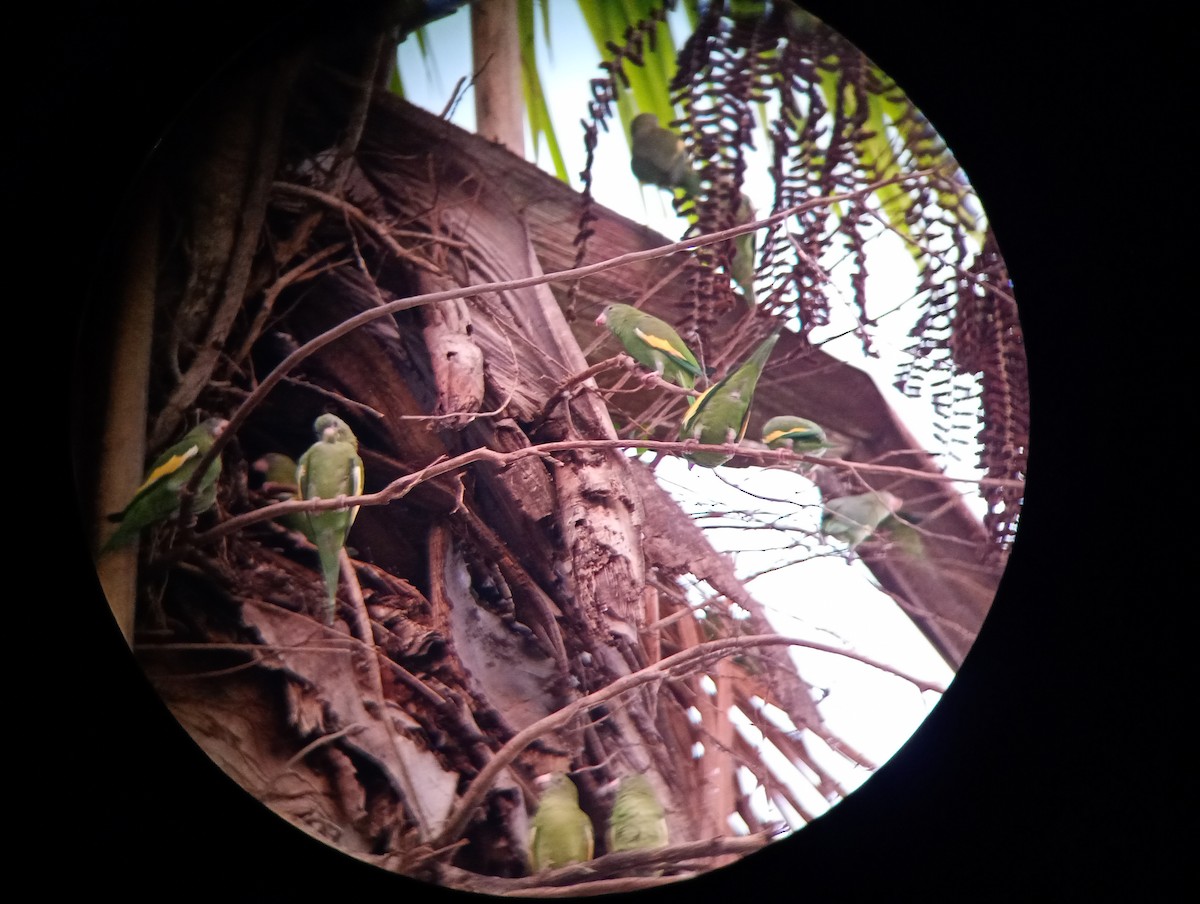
[594,311,607,326]
[214,419,229,435]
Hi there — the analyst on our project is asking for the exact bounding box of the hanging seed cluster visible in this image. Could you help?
[575,2,1027,552]
[670,2,769,350]
[568,1,674,322]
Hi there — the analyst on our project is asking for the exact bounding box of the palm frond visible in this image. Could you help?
[518,0,568,181]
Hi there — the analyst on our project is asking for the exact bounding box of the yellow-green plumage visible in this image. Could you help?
[252,452,313,538]
[729,192,757,306]
[821,490,903,550]
[761,416,829,454]
[596,303,703,390]
[102,417,228,553]
[630,112,703,198]
[528,772,594,873]
[679,331,780,467]
[296,414,364,625]
[607,774,668,855]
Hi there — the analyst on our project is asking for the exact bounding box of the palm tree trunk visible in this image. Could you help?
[471,0,525,155]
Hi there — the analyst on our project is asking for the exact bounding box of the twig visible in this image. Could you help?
[232,242,348,364]
[264,723,368,794]
[277,376,387,420]
[273,181,453,274]
[431,631,944,850]
[865,206,1019,308]
[496,876,682,897]
[439,75,471,120]
[435,832,777,895]
[526,353,652,430]
[188,437,1021,551]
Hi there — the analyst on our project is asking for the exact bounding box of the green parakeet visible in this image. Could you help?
[729,192,757,306]
[528,772,594,873]
[821,490,904,550]
[596,302,703,390]
[679,330,780,467]
[607,773,669,855]
[761,416,830,455]
[630,112,702,198]
[728,0,769,21]
[102,417,228,553]
[879,513,926,558]
[296,414,364,625]
[252,452,313,538]
[254,452,300,498]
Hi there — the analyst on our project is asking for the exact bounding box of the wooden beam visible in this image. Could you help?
[470,0,525,156]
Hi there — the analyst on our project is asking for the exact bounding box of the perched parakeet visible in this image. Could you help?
[528,772,594,873]
[630,112,702,198]
[607,773,669,855]
[761,416,830,455]
[729,192,757,306]
[296,414,364,625]
[251,452,313,538]
[596,303,703,390]
[102,417,228,553]
[679,330,780,467]
[821,490,904,550]
[727,0,769,21]
[879,513,926,558]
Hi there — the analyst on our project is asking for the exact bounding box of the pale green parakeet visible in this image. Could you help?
[607,773,669,855]
[761,415,830,455]
[252,452,313,538]
[821,490,904,550]
[729,192,757,306]
[596,302,703,390]
[679,330,780,467]
[528,772,594,873]
[630,112,703,197]
[102,417,228,553]
[296,414,364,625]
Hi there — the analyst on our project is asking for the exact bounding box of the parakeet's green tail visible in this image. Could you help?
[679,329,781,467]
[316,538,340,625]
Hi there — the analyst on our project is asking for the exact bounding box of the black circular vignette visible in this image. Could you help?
[25,1,1184,897]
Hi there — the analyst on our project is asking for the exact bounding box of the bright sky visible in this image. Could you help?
[395,4,985,830]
